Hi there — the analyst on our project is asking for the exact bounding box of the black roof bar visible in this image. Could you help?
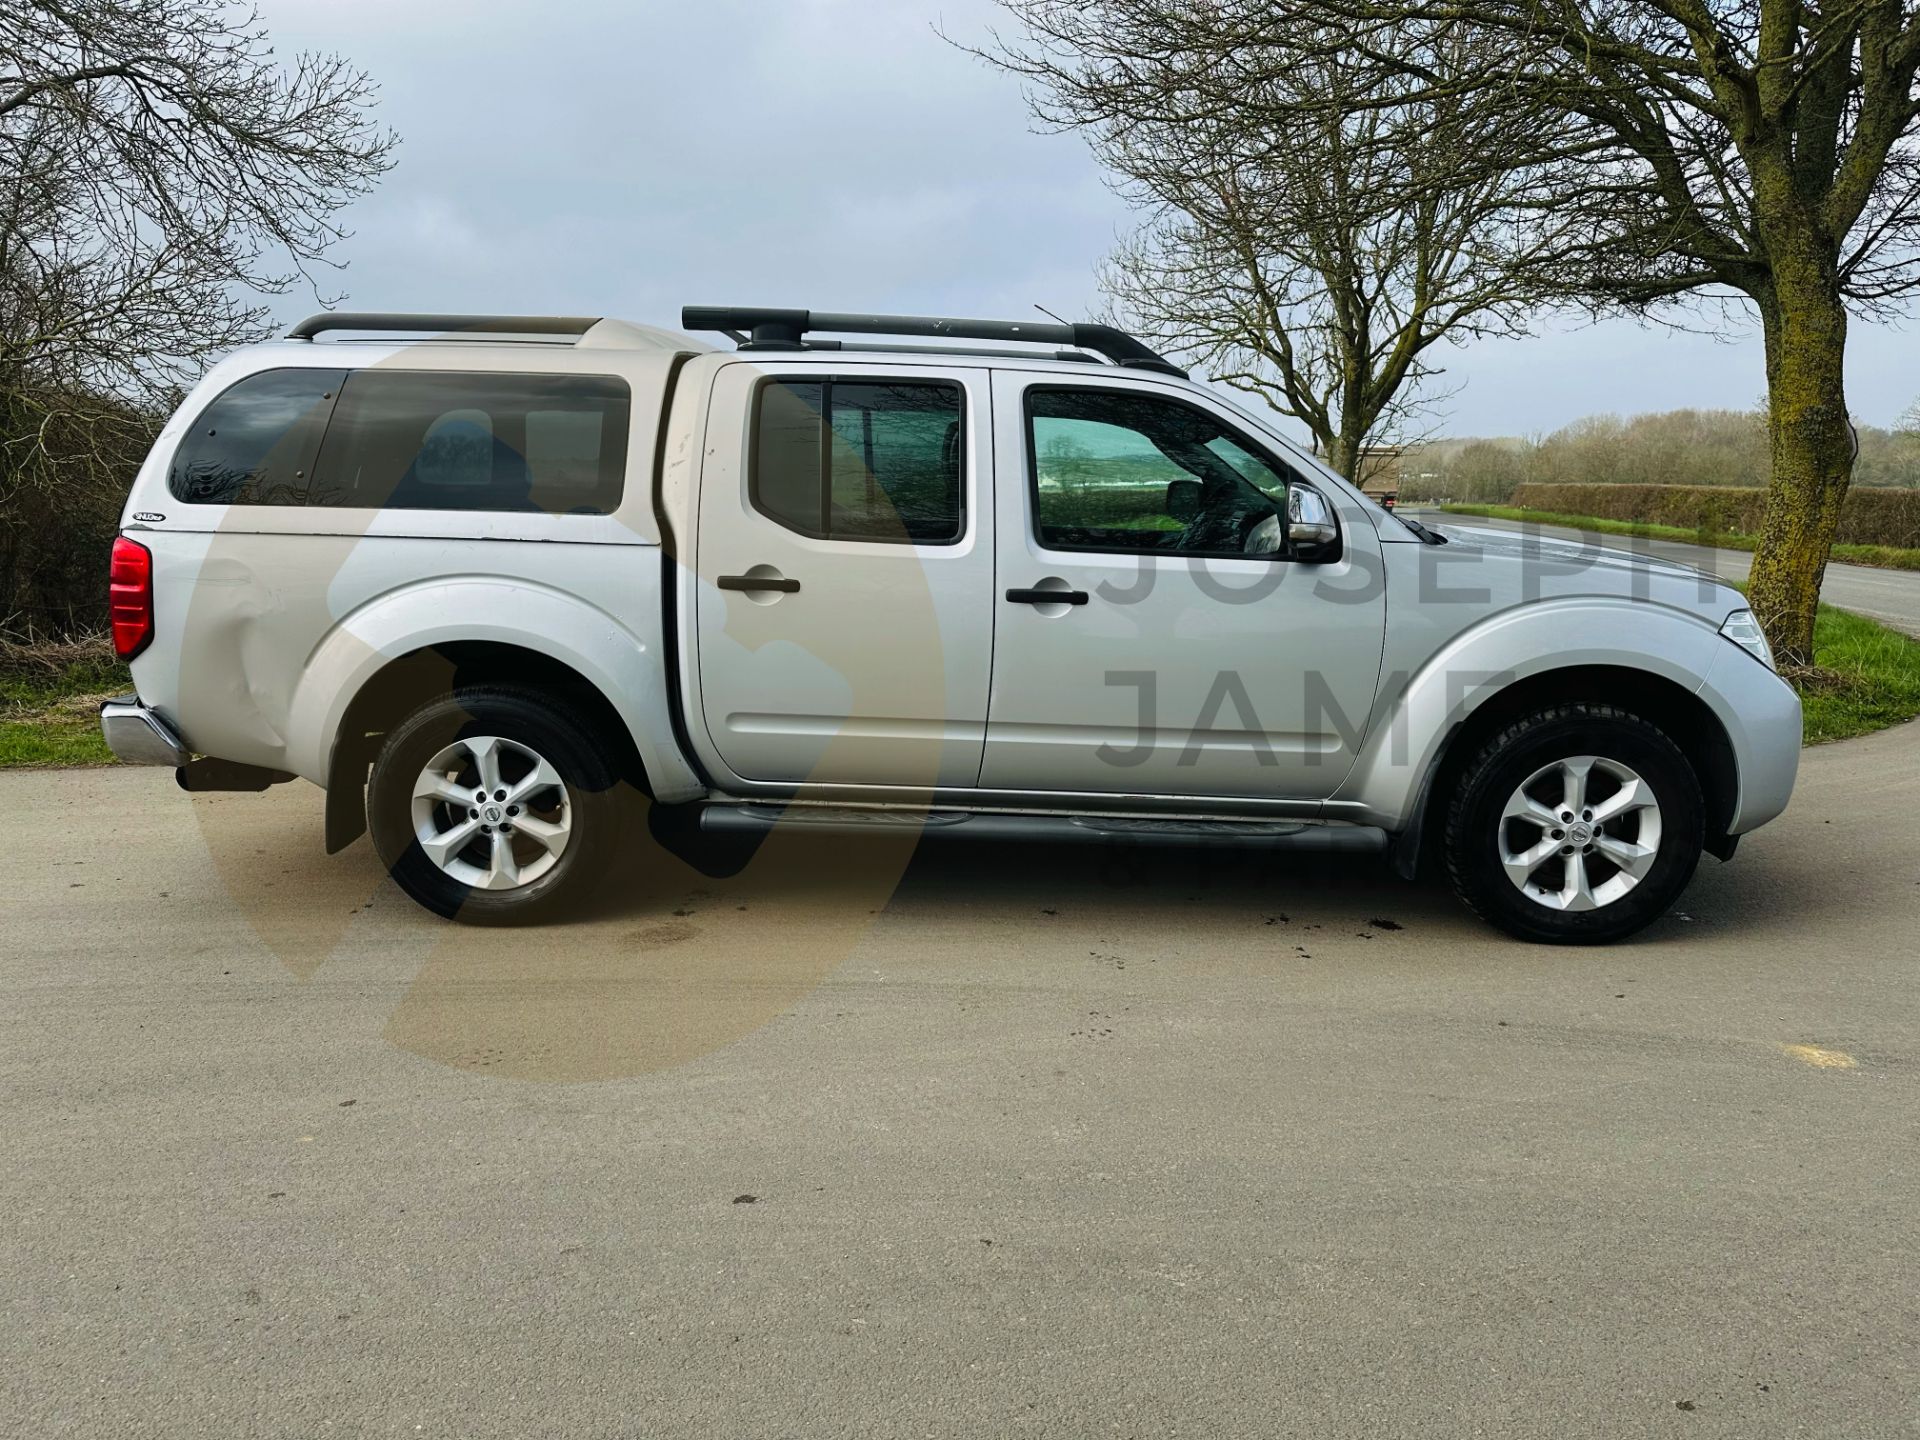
[287,313,600,341]
[799,339,1100,364]
[680,306,1187,378]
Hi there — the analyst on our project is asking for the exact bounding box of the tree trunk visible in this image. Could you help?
[1325,432,1360,481]
[1745,266,1854,670]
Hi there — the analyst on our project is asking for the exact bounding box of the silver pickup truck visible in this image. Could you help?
[101,307,1800,942]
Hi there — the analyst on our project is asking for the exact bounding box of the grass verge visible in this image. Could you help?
[1795,601,1920,743]
[1436,503,1920,572]
[0,634,128,767]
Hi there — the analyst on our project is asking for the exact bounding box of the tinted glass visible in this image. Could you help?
[308,371,630,513]
[752,379,963,544]
[168,369,345,505]
[1028,389,1293,556]
[753,381,826,533]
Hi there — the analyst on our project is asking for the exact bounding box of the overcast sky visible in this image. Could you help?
[263,0,1917,439]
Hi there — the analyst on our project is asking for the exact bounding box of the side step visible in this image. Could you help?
[697,804,1388,854]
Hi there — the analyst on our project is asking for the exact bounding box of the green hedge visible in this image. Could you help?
[1507,483,1920,548]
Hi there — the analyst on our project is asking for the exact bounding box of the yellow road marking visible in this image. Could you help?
[1780,1043,1858,1069]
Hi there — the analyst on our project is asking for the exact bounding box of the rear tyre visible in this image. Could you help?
[368,686,626,924]
[1444,703,1704,945]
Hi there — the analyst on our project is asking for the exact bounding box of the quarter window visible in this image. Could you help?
[1027,388,1296,557]
[169,368,631,513]
[750,379,964,544]
[307,371,630,513]
[167,369,345,505]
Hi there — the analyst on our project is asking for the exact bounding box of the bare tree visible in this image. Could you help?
[980,8,1589,482]
[1033,0,1920,666]
[0,0,395,630]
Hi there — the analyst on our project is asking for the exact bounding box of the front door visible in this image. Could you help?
[980,372,1387,801]
[693,360,994,790]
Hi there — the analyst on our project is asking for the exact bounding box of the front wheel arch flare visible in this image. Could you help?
[1395,665,1737,879]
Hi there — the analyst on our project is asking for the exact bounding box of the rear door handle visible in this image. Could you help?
[718,574,801,594]
[1005,587,1089,606]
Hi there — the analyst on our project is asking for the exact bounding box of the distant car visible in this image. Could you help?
[101,306,1801,942]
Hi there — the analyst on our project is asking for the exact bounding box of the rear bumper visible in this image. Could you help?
[99,696,191,767]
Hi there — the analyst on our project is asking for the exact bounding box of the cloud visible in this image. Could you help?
[258,0,1915,433]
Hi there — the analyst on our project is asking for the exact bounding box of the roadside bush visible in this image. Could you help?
[0,387,156,637]
[0,476,129,635]
[1507,482,1920,548]
[1396,405,1920,506]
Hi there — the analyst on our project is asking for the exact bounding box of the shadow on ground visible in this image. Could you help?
[166,775,1844,1086]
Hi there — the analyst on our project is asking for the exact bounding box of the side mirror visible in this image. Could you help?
[1288,484,1340,557]
[1165,478,1202,524]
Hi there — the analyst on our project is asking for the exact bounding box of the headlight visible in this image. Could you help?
[1720,609,1776,670]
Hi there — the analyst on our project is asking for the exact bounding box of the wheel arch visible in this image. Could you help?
[1386,664,1738,879]
[323,643,640,853]
[279,575,707,852]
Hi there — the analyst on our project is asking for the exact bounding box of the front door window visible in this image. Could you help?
[1027,388,1293,558]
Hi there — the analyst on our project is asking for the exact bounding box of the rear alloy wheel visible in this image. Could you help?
[410,735,572,893]
[1445,704,1704,944]
[368,686,624,924]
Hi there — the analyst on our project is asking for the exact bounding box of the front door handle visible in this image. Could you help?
[718,573,801,594]
[1006,586,1089,606]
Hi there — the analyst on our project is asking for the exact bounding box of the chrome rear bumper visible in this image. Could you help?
[100,696,191,767]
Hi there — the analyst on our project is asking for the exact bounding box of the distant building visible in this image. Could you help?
[1310,442,1406,507]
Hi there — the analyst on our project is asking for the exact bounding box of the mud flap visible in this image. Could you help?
[324,767,368,853]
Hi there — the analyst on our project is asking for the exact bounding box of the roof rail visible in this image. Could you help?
[680,307,1187,378]
[798,339,1100,364]
[287,313,601,342]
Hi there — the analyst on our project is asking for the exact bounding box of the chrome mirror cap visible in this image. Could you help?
[1288,485,1339,548]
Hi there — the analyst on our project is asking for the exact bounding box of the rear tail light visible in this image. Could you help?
[109,535,154,660]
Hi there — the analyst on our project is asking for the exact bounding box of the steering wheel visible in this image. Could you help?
[1242,512,1283,555]
[1175,497,1283,555]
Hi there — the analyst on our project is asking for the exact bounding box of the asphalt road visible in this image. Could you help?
[1416,509,1920,637]
[4,726,1918,1438]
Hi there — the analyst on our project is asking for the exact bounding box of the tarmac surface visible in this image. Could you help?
[3,717,1917,1437]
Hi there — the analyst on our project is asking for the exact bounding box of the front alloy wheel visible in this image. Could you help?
[1445,703,1704,944]
[1498,755,1663,913]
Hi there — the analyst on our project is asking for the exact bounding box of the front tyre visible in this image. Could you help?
[368,686,625,924]
[1444,703,1704,945]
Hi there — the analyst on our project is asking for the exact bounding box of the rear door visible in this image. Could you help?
[692,360,994,790]
[980,371,1387,801]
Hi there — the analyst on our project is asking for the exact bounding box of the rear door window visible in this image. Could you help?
[750,378,964,544]
[168,369,346,505]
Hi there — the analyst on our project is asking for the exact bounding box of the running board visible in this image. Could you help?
[696,804,1388,853]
